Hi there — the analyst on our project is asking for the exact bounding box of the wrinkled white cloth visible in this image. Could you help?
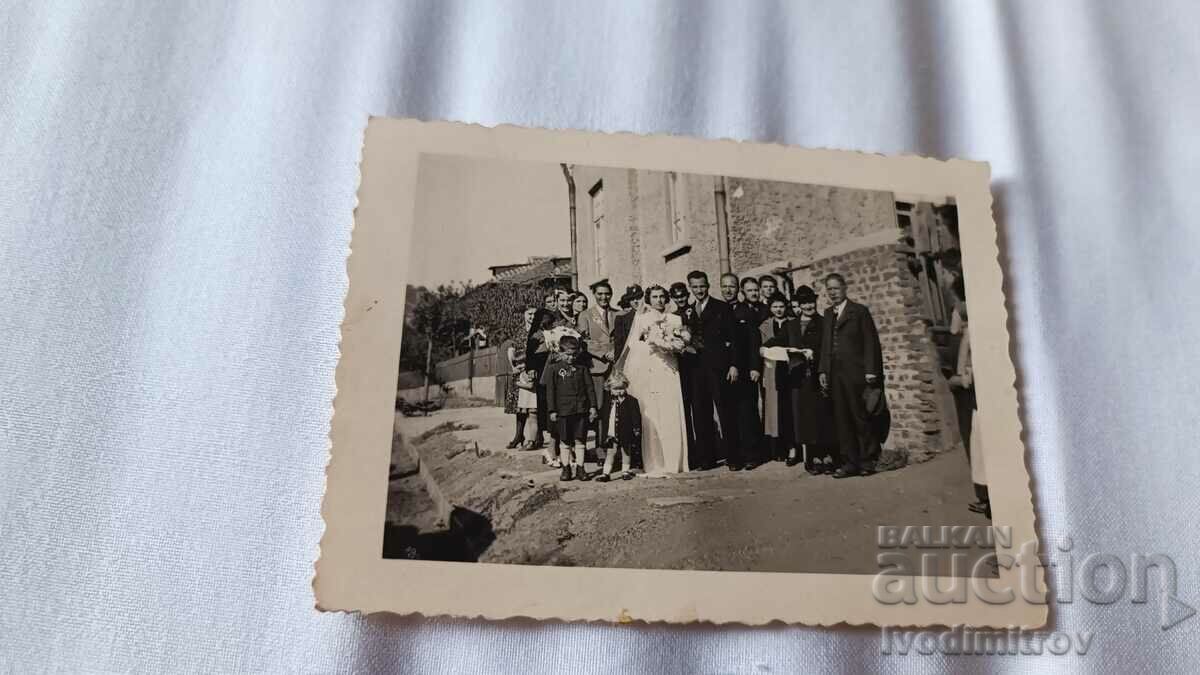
[2,0,1200,671]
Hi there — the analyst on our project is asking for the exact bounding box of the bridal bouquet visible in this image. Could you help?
[643,317,693,355]
[542,325,582,353]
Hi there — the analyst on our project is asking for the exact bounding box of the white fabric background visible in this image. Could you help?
[2,1,1198,671]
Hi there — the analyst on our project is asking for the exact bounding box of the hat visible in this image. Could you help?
[863,382,892,445]
[668,281,689,297]
[794,285,817,303]
[619,284,644,309]
[589,278,612,292]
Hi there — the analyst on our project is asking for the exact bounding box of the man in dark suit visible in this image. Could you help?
[669,282,697,458]
[818,273,884,478]
[739,276,771,325]
[683,270,739,470]
[724,273,764,469]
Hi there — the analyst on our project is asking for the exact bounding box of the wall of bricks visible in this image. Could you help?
[808,245,958,460]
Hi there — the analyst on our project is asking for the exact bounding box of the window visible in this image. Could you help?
[590,181,605,278]
[897,200,957,329]
[665,172,686,243]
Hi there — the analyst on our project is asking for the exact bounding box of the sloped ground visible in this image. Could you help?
[387,407,991,575]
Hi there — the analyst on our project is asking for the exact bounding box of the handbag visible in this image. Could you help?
[515,370,536,391]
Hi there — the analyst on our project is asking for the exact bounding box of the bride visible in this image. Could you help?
[614,285,689,476]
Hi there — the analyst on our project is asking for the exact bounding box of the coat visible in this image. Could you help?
[682,297,736,375]
[612,309,636,363]
[601,394,642,451]
[576,304,619,376]
[818,300,883,383]
[784,313,833,445]
[542,358,596,417]
[759,317,792,437]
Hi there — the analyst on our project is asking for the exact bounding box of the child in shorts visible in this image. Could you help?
[543,335,597,481]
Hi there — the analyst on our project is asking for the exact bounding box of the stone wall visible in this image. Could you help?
[724,178,897,272]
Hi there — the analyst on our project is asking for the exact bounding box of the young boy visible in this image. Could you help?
[542,335,597,481]
[595,372,641,482]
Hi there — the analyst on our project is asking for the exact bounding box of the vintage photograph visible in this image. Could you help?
[316,119,1042,627]
[385,155,990,575]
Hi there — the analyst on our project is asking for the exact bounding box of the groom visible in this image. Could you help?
[683,270,739,470]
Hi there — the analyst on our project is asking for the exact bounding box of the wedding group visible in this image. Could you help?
[498,269,895,484]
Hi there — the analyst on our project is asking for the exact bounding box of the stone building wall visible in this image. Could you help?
[724,178,899,274]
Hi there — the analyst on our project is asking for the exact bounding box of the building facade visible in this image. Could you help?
[569,166,963,462]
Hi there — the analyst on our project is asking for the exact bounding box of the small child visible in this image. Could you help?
[595,372,641,482]
[542,335,597,481]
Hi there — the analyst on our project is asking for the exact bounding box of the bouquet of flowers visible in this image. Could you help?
[542,325,582,353]
[643,317,693,355]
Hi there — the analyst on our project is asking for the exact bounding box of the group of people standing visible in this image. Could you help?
[500,269,890,483]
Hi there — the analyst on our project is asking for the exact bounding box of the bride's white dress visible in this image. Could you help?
[617,307,689,475]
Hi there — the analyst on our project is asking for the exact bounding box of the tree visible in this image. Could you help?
[399,283,470,376]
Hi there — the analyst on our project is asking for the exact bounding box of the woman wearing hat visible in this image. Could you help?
[783,285,837,474]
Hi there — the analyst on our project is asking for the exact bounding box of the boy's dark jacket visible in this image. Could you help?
[541,356,596,416]
[601,394,642,450]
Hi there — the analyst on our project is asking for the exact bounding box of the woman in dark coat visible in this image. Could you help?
[783,285,837,474]
[525,302,558,454]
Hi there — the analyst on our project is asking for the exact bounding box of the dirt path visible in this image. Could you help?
[389,406,991,575]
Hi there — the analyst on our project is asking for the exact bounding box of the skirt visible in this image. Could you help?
[516,386,538,411]
[502,375,519,414]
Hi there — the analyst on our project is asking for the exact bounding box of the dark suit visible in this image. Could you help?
[730,300,765,464]
[672,304,697,458]
[683,296,738,468]
[818,300,884,471]
[612,310,636,365]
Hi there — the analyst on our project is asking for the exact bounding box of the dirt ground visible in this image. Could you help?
[386,406,992,576]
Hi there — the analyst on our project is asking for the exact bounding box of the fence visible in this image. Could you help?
[397,346,504,404]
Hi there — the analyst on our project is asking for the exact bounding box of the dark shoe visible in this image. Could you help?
[744,462,759,471]
[621,471,635,480]
[559,465,572,481]
[506,438,524,450]
[859,466,877,476]
[805,464,822,475]
[785,457,800,467]
[727,464,744,472]
[529,440,545,450]
[595,473,611,483]
[576,466,591,481]
[832,467,860,479]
